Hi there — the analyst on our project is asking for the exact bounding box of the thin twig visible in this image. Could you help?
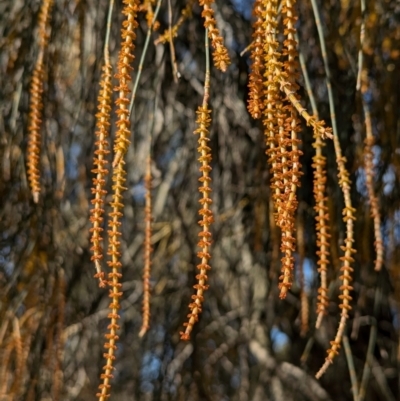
[104,0,114,64]
[296,35,318,118]
[139,103,155,337]
[356,0,366,91]
[129,0,163,116]
[300,336,314,365]
[343,333,359,401]
[358,320,377,401]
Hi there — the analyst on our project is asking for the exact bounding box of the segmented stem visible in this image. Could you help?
[97,162,126,401]
[262,0,283,218]
[112,0,140,168]
[277,0,303,298]
[139,156,153,338]
[26,0,54,203]
[247,0,264,119]
[90,64,112,288]
[181,30,213,340]
[313,125,331,329]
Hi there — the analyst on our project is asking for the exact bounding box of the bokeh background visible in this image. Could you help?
[0,0,400,400]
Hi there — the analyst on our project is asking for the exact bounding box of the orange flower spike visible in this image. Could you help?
[90,63,112,288]
[247,0,265,119]
[277,0,304,299]
[26,0,54,203]
[112,0,140,167]
[181,30,214,340]
[198,0,230,72]
[312,126,331,329]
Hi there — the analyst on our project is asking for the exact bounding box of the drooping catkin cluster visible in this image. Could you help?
[262,0,283,216]
[199,0,230,72]
[90,63,113,288]
[278,0,303,298]
[26,0,54,203]
[139,156,153,338]
[181,40,213,339]
[97,1,140,399]
[258,0,303,298]
[312,124,331,329]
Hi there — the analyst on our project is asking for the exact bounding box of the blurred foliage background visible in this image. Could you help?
[0,0,400,400]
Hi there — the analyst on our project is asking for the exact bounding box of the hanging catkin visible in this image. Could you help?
[26,0,54,203]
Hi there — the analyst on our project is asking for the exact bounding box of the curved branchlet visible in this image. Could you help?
[26,0,54,203]
[97,1,140,399]
[129,0,162,116]
[139,155,153,338]
[247,0,264,119]
[181,30,214,341]
[199,0,230,72]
